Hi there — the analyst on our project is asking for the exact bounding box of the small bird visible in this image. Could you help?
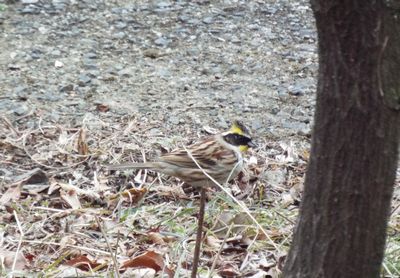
[107,121,256,187]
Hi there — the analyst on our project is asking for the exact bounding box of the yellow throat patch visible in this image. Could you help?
[239,145,249,152]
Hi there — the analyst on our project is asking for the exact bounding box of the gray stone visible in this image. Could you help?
[8,64,21,70]
[13,104,29,116]
[187,18,200,25]
[154,37,170,47]
[37,92,63,102]
[156,68,171,78]
[22,0,39,4]
[178,14,190,23]
[0,99,12,111]
[169,116,180,125]
[115,21,127,29]
[50,49,62,57]
[282,121,311,136]
[78,74,91,86]
[143,48,163,59]
[297,125,312,137]
[202,16,214,24]
[156,1,172,8]
[14,86,28,96]
[288,79,314,96]
[270,107,280,115]
[251,119,264,131]
[113,32,126,39]
[82,59,98,70]
[227,64,240,74]
[84,52,97,59]
[118,68,134,77]
[20,5,40,14]
[30,49,43,59]
[60,84,74,92]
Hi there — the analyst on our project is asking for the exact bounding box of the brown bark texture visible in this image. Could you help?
[283,1,400,277]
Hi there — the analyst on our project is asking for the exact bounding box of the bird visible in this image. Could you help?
[106,121,256,188]
[107,121,255,277]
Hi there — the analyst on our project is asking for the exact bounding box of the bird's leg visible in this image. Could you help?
[191,187,206,278]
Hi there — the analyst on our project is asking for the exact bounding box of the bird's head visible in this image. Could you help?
[223,121,256,152]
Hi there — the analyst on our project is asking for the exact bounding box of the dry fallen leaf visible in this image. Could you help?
[147,232,165,245]
[205,235,222,249]
[219,264,241,277]
[109,188,147,204]
[60,189,81,209]
[121,250,174,278]
[155,185,188,199]
[65,255,105,271]
[281,192,295,208]
[59,235,77,249]
[276,142,299,163]
[12,168,48,185]
[92,171,110,192]
[58,182,101,201]
[22,183,50,195]
[0,249,28,271]
[0,185,21,205]
[66,256,107,271]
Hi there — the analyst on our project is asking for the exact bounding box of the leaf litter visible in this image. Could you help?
[0,116,306,277]
[1,115,399,277]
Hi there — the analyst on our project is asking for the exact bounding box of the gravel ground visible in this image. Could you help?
[1,0,399,277]
[0,0,316,141]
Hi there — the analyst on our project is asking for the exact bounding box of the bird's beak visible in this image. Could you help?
[248,141,257,149]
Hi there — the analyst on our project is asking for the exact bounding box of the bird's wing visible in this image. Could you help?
[159,147,211,169]
[159,137,237,170]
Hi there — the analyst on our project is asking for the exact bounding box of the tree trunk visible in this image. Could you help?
[283,1,400,277]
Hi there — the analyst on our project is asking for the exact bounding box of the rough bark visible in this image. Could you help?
[283,1,400,277]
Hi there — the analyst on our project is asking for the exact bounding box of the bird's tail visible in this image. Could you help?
[105,162,158,171]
